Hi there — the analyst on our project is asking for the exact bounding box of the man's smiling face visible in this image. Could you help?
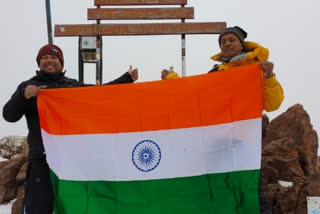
[39,54,63,73]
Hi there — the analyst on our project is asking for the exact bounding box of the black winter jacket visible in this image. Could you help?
[2,71,133,159]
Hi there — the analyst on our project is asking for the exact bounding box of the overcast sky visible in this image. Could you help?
[1,0,319,153]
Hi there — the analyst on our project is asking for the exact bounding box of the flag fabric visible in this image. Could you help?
[37,63,263,214]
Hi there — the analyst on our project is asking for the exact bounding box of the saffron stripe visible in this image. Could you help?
[37,63,263,135]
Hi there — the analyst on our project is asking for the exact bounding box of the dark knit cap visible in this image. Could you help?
[218,26,247,48]
[36,44,64,67]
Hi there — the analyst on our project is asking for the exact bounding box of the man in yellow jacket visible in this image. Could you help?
[162,26,284,113]
[162,26,282,214]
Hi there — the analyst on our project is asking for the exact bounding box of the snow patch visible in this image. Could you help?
[0,200,14,214]
[0,156,7,161]
[278,180,293,188]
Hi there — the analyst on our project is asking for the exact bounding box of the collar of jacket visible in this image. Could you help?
[210,41,269,70]
[36,70,67,82]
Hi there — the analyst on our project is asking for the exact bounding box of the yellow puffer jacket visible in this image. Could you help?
[211,41,269,70]
[166,41,284,112]
[210,41,284,112]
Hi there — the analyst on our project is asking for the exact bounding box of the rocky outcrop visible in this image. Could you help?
[0,136,28,159]
[11,185,25,214]
[262,104,319,214]
[262,114,270,139]
[0,156,27,204]
[0,137,28,214]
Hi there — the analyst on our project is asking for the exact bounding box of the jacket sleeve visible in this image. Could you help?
[165,72,180,79]
[104,72,133,85]
[2,83,28,122]
[262,75,284,112]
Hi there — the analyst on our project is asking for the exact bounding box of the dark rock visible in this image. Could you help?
[262,137,305,184]
[0,136,28,160]
[16,185,25,199]
[262,104,319,213]
[263,104,318,176]
[11,198,24,214]
[266,183,298,214]
[262,114,270,139]
[0,156,27,185]
[16,162,27,185]
[0,183,17,203]
[295,173,320,212]
[0,156,27,203]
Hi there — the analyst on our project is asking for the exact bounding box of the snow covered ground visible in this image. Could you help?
[0,200,13,214]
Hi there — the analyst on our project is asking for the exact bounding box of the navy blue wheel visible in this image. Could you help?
[132,140,161,172]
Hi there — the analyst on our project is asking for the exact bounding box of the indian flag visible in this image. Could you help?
[37,63,263,214]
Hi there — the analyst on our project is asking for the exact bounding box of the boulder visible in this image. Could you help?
[263,104,318,176]
[11,185,25,214]
[16,185,25,199]
[262,114,270,139]
[0,136,28,159]
[0,156,27,204]
[262,137,305,184]
[16,162,27,185]
[265,183,298,214]
[262,104,319,213]
[0,183,17,204]
[0,156,27,185]
[11,198,24,214]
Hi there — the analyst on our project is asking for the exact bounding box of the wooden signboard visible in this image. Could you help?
[87,7,194,20]
[55,22,226,36]
[54,0,227,82]
[94,0,187,6]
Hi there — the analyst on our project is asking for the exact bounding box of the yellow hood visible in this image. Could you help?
[210,41,269,70]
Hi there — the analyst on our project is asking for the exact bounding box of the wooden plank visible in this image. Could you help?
[87,8,194,20]
[94,0,187,6]
[98,22,226,35]
[55,22,226,36]
[55,25,98,36]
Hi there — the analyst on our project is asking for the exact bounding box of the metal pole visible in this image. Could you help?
[181,34,186,77]
[181,5,186,77]
[78,37,84,83]
[95,5,102,85]
[96,36,103,85]
[45,0,53,44]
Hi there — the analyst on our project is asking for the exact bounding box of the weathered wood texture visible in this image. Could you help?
[87,8,194,20]
[94,0,187,5]
[55,22,226,36]
[55,25,98,36]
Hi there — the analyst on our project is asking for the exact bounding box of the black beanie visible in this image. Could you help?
[218,26,247,48]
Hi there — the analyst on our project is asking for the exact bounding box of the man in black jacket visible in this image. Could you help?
[2,44,138,214]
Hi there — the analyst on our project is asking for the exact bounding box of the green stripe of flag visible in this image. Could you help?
[51,170,260,214]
